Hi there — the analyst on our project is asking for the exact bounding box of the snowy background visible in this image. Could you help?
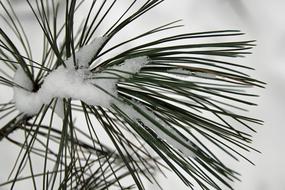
[1,0,285,189]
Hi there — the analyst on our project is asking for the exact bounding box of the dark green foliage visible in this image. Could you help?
[0,0,263,189]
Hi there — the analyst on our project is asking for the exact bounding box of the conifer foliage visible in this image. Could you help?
[0,0,263,189]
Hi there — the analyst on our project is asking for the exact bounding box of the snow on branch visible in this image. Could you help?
[12,36,196,158]
[13,37,149,117]
[115,101,196,158]
[65,37,108,69]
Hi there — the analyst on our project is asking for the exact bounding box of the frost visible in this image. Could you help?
[12,40,149,118]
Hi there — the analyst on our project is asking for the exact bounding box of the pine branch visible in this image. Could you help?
[0,0,263,189]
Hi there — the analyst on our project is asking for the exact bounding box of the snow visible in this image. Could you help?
[12,42,149,118]
[168,68,192,75]
[53,98,64,118]
[13,67,33,91]
[115,101,196,158]
[194,72,217,79]
[110,56,150,78]
[168,68,218,80]
[12,39,195,158]
[91,56,149,97]
[167,68,193,80]
[65,37,107,69]
[13,67,42,115]
[38,66,118,108]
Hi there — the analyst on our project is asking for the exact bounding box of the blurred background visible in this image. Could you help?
[0,0,284,189]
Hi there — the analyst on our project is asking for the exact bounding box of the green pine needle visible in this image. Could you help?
[0,0,263,190]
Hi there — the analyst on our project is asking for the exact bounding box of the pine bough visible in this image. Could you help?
[0,0,264,190]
